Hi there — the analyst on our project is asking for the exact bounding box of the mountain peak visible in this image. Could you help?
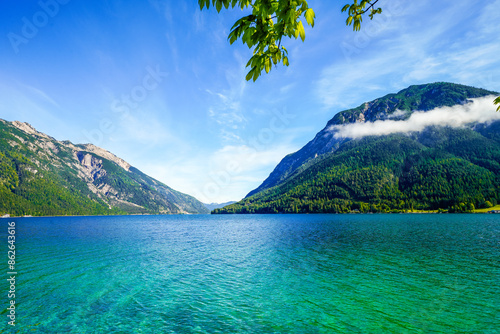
[78,143,131,172]
[11,120,54,140]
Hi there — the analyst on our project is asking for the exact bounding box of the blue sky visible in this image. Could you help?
[1,0,499,203]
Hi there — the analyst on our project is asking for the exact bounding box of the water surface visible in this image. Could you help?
[1,214,499,333]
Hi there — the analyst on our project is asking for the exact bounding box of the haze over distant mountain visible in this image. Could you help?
[215,83,500,214]
[203,201,237,211]
[0,120,209,216]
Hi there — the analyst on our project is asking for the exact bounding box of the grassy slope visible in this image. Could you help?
[474,205,500,213]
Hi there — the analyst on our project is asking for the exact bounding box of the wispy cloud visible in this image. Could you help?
[316,55,401,110]
[330,96,500,139]
[474,0,500,36]
[20,84,60,107]
[315,0,500,111]
[206,58,250,141]
[0,81,74,141]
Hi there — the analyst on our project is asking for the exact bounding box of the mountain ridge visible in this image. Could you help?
[0,119,209,216]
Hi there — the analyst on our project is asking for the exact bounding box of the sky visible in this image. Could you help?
[1,0,499,204]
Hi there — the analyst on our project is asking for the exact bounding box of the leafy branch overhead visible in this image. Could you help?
[199,1,382,81]
[199,0,315,81]
[342,0,381,31]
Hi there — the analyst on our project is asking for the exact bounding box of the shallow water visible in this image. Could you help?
[1,214,499,333]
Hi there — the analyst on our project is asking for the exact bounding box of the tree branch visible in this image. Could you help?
[358,0,380,15]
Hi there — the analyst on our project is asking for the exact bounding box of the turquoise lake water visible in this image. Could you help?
[1,214,499,333]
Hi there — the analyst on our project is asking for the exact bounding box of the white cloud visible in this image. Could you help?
[316,55,401,110]
[475,0,500,36]
[330,96,500,139]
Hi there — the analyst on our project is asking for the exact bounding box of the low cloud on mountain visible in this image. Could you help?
[330,96,500,139]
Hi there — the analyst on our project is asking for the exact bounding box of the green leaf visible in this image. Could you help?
[305,8,315,27]
[494,96,500,111]
[245,57,253,68]
[298,21,305,42]
[252,66,260,81]
[272,51,278,65]
[245,68,254,81]
[229,33,238,44]
[198,0,209,10]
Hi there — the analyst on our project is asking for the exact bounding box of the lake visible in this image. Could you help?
[1,214,499,333]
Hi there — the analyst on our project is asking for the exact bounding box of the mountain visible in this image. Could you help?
[247,82,497,197]
[215,82,500,214]
[0,119,209,216]
[203,201,237,211]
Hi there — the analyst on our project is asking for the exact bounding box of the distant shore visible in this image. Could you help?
[0,212,200,219]
[3,207,500,218]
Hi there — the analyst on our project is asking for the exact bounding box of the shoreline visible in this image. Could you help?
[0,212,208,219]
[2,210,499,219]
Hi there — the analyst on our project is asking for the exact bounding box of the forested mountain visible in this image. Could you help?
[215,83,500,214]
[247,82,497,197]
[0,120,208,216]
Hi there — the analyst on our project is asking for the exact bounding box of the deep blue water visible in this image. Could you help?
[1,214,499,333]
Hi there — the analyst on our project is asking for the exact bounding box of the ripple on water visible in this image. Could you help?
[2,214,499,333]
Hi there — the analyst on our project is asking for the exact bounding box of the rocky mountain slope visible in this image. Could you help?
[0,120,208,216]
[216,82,500,213]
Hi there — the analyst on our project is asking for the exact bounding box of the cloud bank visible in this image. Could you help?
[330,96,500,139]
